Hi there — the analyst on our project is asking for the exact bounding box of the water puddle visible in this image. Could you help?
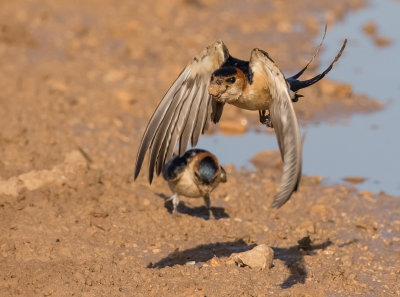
[198,0,400,195]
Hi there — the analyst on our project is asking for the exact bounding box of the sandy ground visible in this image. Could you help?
[0,0,399,296]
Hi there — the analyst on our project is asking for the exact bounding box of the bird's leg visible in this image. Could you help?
[259,109,273,128]
[166,193,179,215]
[203,194,215,220]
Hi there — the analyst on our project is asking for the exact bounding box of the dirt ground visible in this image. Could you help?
[0,0,399,296]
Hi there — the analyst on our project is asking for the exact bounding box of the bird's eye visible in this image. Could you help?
[211,76,214,82]
[226,77,236,83]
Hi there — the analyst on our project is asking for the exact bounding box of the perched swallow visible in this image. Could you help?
[135,29,347,208]
[162,149,227,218]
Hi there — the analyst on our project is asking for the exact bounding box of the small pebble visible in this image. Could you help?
[231,244,274,270]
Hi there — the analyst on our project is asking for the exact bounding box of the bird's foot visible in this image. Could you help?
[171,210,181,218]
[166,193,179,215]
[208,209,215,220]
[259,110,273,128]
[292,93,303,103]
[203,195,215,220]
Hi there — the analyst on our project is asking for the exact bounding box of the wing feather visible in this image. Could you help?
[159,79,201,174]
[179,80,206,154]
[250,49,302,208]
[153,85,193,176]
[211,100,225,124]
[148,84,190,182]
[134,41,229,182]
[191,92,211,147]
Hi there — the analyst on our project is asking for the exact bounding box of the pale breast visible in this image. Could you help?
[232,70,273,110]
[168,170,203,198]
[233,88,272,110]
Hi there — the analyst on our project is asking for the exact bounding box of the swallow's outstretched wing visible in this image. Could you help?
[135,41,230,183]
[250,49,302,208]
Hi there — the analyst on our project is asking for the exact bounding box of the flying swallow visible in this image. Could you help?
[135,29,347,208]
[162,149,227,219]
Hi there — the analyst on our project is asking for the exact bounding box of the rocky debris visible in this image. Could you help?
[0,150,88,196]
[343,176,366,184]
[362,20,392,47]
[231,244,274,270]
[251,150,282,171]
[319,79,353,99]
[363,21,377,36]
[354,215,379,232]
[209,257,221,267]
[295,220,317,238]
[373,36,392,47]
[309,204,334,222]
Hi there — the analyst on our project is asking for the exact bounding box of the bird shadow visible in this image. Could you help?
[156,193,230,220]
[147,234,334,289]
[272,236,333,289]
[147,239,256,268]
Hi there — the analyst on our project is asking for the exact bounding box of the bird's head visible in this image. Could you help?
[208,66,246,103]
[193,153,220,185]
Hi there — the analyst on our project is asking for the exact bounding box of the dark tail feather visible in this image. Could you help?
[288,39,347,93]
[290,24,327,80]
[211,100,225,124]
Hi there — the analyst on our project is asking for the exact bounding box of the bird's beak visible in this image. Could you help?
[208,84,220,97]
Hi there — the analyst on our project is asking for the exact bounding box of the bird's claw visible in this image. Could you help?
[171,210,181,218]
[208,209,215,220]
[166,193,179,215]
[259,110,273,128]
[292,93,303,103]
[203,195,215,220]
